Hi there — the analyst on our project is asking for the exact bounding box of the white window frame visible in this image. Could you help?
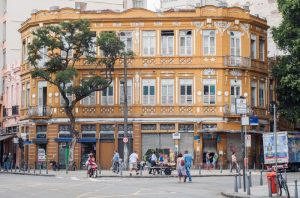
[142,31,156,56]
[179,30,192,56]
[203,79,216,105]
[203,30,216,55]
[142,79,155,105]
[161,79,174,105]
[37,46,48,67]
[259,38,265,62]
[133,0,144,8]
[230,31,241,65]
[119,79,133,105]
[250,34,257,59]
[180,79,193,105]
[102,81,114,105]
[161,30,174,56]
[251,81,257,106]
[120,31,133,52]
[60,83,73,106]
[259,81,265,107]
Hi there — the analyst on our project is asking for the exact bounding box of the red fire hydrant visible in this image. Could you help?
[267,172,277,193]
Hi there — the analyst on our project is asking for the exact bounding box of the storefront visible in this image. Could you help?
[99,124,115,169]
[79,124,97,169]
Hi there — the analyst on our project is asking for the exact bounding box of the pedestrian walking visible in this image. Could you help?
[2,153,8,171]
[183,150,193,182]
[176,153,187,183]
[149,151,159,174]
[230,152,239,173]
[112,150,120,173]
[206,152,211,170]
[212,153,218,170]
[129,150,139,176]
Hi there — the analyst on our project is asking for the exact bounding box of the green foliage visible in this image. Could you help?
[272,0,300,123]
[28,19,125,111]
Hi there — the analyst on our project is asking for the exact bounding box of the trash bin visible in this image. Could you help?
[267,172,277,193]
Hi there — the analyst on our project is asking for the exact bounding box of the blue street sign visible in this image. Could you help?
[249,116,259,126]
[24,140,33,145]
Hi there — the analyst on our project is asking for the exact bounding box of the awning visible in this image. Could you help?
[32,138,48,144]
[0,134,14,142]
[78,138,97,143]
[54,138,72,143]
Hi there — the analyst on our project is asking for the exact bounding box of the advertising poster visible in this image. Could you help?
[263,132,288,164]
[288,133,300,163]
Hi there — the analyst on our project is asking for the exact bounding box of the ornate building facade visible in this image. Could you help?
[19,6,269,169]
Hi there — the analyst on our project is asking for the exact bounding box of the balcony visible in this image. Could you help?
[224,56,251,68]
[28,106,52,117]
[224,104,268,118]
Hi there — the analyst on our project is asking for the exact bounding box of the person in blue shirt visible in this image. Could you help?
[112,150,120,173]
[183,150,193,182]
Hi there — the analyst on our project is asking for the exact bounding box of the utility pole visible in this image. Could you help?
[123,54,129,169]
[273,103,278,195]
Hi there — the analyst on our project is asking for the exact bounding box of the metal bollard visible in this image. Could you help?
[238,171,242,189]
[295,180,299,198]
[10,162,13,172]
[160,166,162,175]
[268,177,272,197]
[34,162,36,174]
[198,164,201,175]
[28,165,30,173]
[39,163,42,175]
[230,163,232,173]
[46,162,48,174]
[120,163,123,176]
[220,164,222,173]
[139,166,142,176]
[247,174,251,195]
[249,171,252,187]
[234,174,238,192]
[14,162,17,173]
[260,170,263,186]
[253,163,256,171]
[284,168,287,183]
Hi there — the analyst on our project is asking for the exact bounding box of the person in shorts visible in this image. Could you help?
[129,150,138,176]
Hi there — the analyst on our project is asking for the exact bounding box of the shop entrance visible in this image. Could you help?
[81,142,96,169]
[99,142,114,169]
[58,143,68,169]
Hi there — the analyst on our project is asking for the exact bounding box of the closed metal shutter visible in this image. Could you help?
[203,139,217,153]
[227,134,243,162]
[160,133,174,151]
[179,133,194,156]
[142,134,159,155]
[141,133,174,156]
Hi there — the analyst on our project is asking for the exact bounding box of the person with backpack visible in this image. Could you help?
[176,153,186,183]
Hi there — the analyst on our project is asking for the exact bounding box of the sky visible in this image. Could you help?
[148,0,160,11]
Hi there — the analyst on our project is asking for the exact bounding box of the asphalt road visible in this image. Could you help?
[0,172,299,198]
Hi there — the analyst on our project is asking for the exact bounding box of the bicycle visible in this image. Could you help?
[277,169,290,198]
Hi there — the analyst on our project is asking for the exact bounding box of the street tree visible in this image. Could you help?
[28,19,125,166]
[272,0,300,123]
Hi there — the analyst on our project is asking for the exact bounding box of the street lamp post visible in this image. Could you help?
[123,54,129,169]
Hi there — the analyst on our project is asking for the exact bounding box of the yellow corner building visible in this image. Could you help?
[19,6,270,170]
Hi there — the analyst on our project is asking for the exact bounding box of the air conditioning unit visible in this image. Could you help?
[50,6,59,11]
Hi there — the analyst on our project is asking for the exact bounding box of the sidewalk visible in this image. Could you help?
[222,181,298,198]
[0,168,238,178]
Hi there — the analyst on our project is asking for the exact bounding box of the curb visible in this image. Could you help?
[0,172,55,177]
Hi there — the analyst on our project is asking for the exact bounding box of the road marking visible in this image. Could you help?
[70,177,80,181]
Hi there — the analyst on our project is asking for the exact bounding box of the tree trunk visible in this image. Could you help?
[65,107,78,170]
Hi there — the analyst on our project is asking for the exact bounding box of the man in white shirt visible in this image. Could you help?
[129,150,139,176]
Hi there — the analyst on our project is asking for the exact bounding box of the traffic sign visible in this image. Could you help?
[123,137,128,143]
[246,135,251,147]
[250,116,259,126]
[236,98,247,114]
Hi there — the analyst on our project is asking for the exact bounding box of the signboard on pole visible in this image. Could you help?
[242,116,250,126]
[172,133,180,139]
[236,98,247,114]
[246,135,251,147]
[37,148,46,162]
[249,116,259,126]
[263,132,288,164]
